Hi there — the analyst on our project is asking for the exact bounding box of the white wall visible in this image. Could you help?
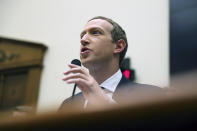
[0,0,169,112]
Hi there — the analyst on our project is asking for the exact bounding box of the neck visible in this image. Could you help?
[87,60,119,84]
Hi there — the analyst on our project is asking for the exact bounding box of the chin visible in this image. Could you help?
[80,58,89,67]
[81,58,95,68]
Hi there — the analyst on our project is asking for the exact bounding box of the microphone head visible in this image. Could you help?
[71,59,81,66]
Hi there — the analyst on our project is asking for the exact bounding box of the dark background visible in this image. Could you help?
[170,0,197,75]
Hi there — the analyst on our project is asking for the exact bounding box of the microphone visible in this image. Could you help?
[71,59,81,66]
[71,59,81,99]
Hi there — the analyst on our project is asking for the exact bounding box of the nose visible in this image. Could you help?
[80,34,89,46]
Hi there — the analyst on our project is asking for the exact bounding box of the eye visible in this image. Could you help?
[92,30,101,35]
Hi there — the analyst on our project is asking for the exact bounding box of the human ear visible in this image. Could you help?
[113,39,126,54]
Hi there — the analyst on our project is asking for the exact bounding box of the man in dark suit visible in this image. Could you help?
[60,16,162,110]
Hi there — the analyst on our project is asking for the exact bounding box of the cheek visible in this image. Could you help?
[92,38,114,55]
[95,43,114,57]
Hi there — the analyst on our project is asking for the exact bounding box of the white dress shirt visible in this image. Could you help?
[84,69,122,108]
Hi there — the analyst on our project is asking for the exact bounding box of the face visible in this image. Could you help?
[80,19,115,67]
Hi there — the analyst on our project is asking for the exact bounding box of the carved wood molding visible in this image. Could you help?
[0,37,47,70]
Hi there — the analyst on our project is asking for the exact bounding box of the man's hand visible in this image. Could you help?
[63,64,111,106]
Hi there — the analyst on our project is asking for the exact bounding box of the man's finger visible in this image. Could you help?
[65,78,88,87]
[68,64,79,68]
[64,66,88,75]
[63,73,88,81]
[64,68,83,75]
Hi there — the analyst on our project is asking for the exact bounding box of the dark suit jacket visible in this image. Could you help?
[59,75,164,111]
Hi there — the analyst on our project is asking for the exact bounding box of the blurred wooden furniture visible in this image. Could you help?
[0,37,47,112]
[0,85,197,130]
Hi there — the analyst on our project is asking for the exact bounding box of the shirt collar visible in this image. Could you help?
[100,69,122,93]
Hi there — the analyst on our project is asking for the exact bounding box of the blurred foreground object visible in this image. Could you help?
[12,105,34,117]
[0,71,197,130]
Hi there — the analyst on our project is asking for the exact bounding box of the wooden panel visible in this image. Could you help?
[24,67,42,106]
[0,38,47,70]
[0,70,27,110]
[0,37,47,113]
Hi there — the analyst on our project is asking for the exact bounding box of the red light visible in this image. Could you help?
[123,70,130,79]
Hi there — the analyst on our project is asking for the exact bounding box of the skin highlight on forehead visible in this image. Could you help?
[87,19,113,31]
[80,19,113,38]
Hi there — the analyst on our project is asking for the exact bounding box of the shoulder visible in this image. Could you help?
[113,75,165,102]
[58,92,84,111]
[118,75,162,90]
